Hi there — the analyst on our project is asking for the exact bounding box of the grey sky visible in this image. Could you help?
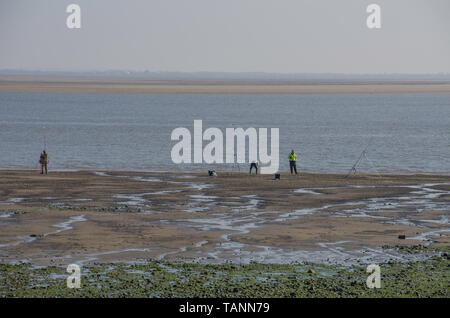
[1,0,449,74]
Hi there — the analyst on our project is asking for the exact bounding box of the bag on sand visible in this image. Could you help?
[208,170,217,177]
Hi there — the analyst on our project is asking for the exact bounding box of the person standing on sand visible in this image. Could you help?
[288,149,298,175]
[39,150,49,174]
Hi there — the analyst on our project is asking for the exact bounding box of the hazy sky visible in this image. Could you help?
[1,0,449,73]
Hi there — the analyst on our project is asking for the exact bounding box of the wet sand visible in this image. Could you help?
[1,77,450,94]
[0,170,449,266]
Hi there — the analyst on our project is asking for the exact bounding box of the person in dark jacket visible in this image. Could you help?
[39,150,49,174]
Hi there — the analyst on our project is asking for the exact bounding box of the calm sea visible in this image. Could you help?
[0,92,449,173]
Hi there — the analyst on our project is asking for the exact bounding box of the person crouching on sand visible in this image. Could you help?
[288,149,298,175]
[39,150,49,175]
[249,161,259,174]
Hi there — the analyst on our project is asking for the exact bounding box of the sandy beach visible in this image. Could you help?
[1,77,450,94]
[0,170,448,266]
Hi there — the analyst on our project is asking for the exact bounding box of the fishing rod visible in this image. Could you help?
[42,125,47,150]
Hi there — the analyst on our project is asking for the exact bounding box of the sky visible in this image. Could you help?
[1,0,449,74]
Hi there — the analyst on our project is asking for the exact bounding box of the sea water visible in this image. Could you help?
[0,92,449,173]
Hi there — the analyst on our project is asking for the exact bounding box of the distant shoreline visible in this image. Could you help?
[1,168,449,176]
[1,77,450,94]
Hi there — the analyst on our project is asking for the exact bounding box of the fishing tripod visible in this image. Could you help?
[346,140,380,177]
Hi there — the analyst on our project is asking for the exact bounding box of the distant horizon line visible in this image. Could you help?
[1,69,449,76]
[1,69,450,83]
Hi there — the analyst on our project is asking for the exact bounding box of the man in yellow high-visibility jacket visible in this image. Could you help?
[288,149,298,175]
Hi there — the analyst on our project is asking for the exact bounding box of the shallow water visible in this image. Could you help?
[0,92,449,173]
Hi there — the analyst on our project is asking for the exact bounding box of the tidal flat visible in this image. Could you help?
[0,170,449,297]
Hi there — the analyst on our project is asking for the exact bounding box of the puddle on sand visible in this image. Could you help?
[0,215,87,248]
[41,197,72,200]
[131,176,162,183]
[189,194,219,202]
[157,247,188,261]
[168,181,215,191]
[0,198,26,205]
[183,193,221,213]
[0,211,15,218]
[148,190,182,195]
[112,193,152,207]
[232,199,261,213]
[407,229,450,245]
[73,248,152,265]
[92,171,111,177]
[46,215,87,236]
[195,240,209,248]
[294,189,322,195]
[172,175,199,179]
[92,171,162,183]
[0,235,36,248]
[185,206,211,213]
[275,207,323,222]
[419,215,449,225]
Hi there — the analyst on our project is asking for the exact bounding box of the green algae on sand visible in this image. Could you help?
[1,246,448,298]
